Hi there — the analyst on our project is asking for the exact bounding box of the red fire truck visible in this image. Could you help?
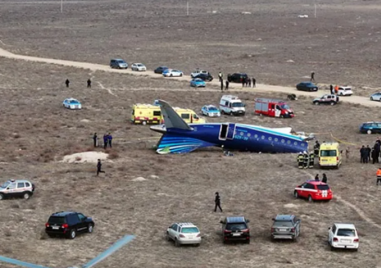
[254,98,294,118]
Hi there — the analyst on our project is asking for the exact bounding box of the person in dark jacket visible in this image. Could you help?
[309,151,314,168]
[97,159,105,176]
[93,133,97,147]
[108,133,113,148]
[372,147,378,164]
[303,151,309,169]
[330,84,334,94]
[315,174,319,181]
[310,72,315,82]
[297,152,304,169]
[65,79,70,88]
[252,77,256,87]
[214,192,223,212]
[360,145,366,163]
[103,134,108,149]
[366,145,371,163]
[87,79,92,88]
[225,80,229,90]
[322,173,327,183]
[314,140,320,156]
[242,77,246,87]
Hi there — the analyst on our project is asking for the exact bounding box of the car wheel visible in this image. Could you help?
[308,195,313,202]
[354,248,359,252]
[174,238,180,247]
[314,102,319,105]
[280,114,284,118]
[230,112,233,116]
[180,73,183,77]
[330,102,335,106]
[367,130,372,135]
[166,232,171,241]
[23,192,31,200]
[142,121,147,126]
[294,191,299,198]
[370,97,374,101]
[330,245,335,251]
[0,193,3,200]
[170,74,173,77]
[194,243,200,247]
[69,229,76,239]
[246,239,251,244]
[88,224,94,233]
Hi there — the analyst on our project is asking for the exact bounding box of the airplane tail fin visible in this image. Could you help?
[157,100,191,130]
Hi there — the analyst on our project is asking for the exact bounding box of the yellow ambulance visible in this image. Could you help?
[131,104,162,125]
[319,142,342,168]
[173,108,206,124]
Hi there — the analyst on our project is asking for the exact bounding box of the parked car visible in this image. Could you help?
[166,222,201,247]
[370,92,381,101]
[312,94,339,105]
[191,69,209,78]
[163,69,183,77]
[201,105,221,117]
[110,58,128,69]
[359,122,381,134]
[190,78,206,88]
[296,82,318,92]
[0,179,35,200]
[193,73,213,82]
[328,223,359,251]
[271,215,301,241]
[337,86,353,96]
[45,211,95,239]
[227,73,248,83]
[131,63,147,71]
[220,216,250,244]
[63,98,82,110]
[294,180,333,202]
[154,66,169,74]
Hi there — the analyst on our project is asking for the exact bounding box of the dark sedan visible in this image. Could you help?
[296,82,318,92]
[154,66,169,74]
[193,73,213,82]
[227,73,248,83]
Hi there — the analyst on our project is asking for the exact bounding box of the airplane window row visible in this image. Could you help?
[250,133,305,147]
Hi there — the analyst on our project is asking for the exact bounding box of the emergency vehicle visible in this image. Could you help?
[254,98,294,118]
[319,142,342,168]
[294,180,333,202]
[219,95,245,116]
[0,179,35,200]
[172,108,206,124]
[131,104,162,125]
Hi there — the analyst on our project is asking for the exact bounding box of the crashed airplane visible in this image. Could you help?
[150,100,313,154]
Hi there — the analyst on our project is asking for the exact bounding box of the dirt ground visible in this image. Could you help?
[1,0,381,268]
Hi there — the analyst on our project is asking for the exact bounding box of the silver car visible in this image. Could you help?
[271,215,301,241]
[166,222,201,247]
[370,92,381,101]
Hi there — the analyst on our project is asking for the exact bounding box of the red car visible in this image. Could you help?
[294,180,333,202]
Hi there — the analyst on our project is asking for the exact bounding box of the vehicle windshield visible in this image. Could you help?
[232,102,244,108]
[70,100,79,104]
[320,150,337,157]
[280,104,290,109]
[317,185,330,190]
[48,216,66,224]
[193,114,199,120]
[0,181,10,188]
[226,223,247,231]
[273,221,293,227]
[337,228,356,237]
[181,227,199,233]
[117,60,125,63]
[209,107,218,112]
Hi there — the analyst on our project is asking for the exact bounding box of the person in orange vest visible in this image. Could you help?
[377,168,381,185]
[334,85,339,95]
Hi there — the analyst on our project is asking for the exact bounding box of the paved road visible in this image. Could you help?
[0,47,379,107]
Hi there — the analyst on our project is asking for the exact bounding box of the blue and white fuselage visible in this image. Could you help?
[150,100,311,154]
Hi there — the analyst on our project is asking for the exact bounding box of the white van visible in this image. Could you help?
[219,95,245,116]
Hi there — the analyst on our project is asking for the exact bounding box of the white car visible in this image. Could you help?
[63,98,82,110]
[166,222,201,247]
[0,179,35,200]
[328,223,359,251]
[191,69,209,78]
[337,86,353,96]
[163,69,183,77]
[131,63,147,71]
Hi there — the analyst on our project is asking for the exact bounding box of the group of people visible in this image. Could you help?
[297,151,315,169]
[93,132,113,149]
[314,173,328,183]
[64,78,92,88]
[360,140,380,164]
[217,72,256,91]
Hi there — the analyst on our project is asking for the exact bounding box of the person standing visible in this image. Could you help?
[108,133,113,148]
[248,78,251,87]
[315,174,320,181]
[322,173,328,183]
[330,84,334,94]
[303,151,309,169]
[214,192,223,212]
[97,159,105,176]
[309,151,315,168]
[360,145,366,163]
[366,145,371,163]
[225,80,229,90]
[220,80,224,91]
[377,168,381,185]
[314,140,320,156]
[93,133,98,147]
[218,72,223,83]
[87,79,92,88]
[310,72,315,82]
[241,77,245,87]
[65,79,70,88]
[252,77,256,88]
[103,134,108,149]
[372,147,377,164]
[297,152,304,169]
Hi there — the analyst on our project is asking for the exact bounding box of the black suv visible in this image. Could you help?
[227,73,248,83]
[220,216,250,244]
[193,73,213,82]
[45,211,94,239]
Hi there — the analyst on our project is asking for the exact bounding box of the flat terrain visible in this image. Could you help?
[1,1,381,268]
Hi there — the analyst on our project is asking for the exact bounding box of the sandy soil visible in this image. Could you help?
[1,1,381,268]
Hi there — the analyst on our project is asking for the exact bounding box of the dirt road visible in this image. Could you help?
[0,46,379,107]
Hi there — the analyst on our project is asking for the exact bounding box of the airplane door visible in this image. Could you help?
[227,123,236,140]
